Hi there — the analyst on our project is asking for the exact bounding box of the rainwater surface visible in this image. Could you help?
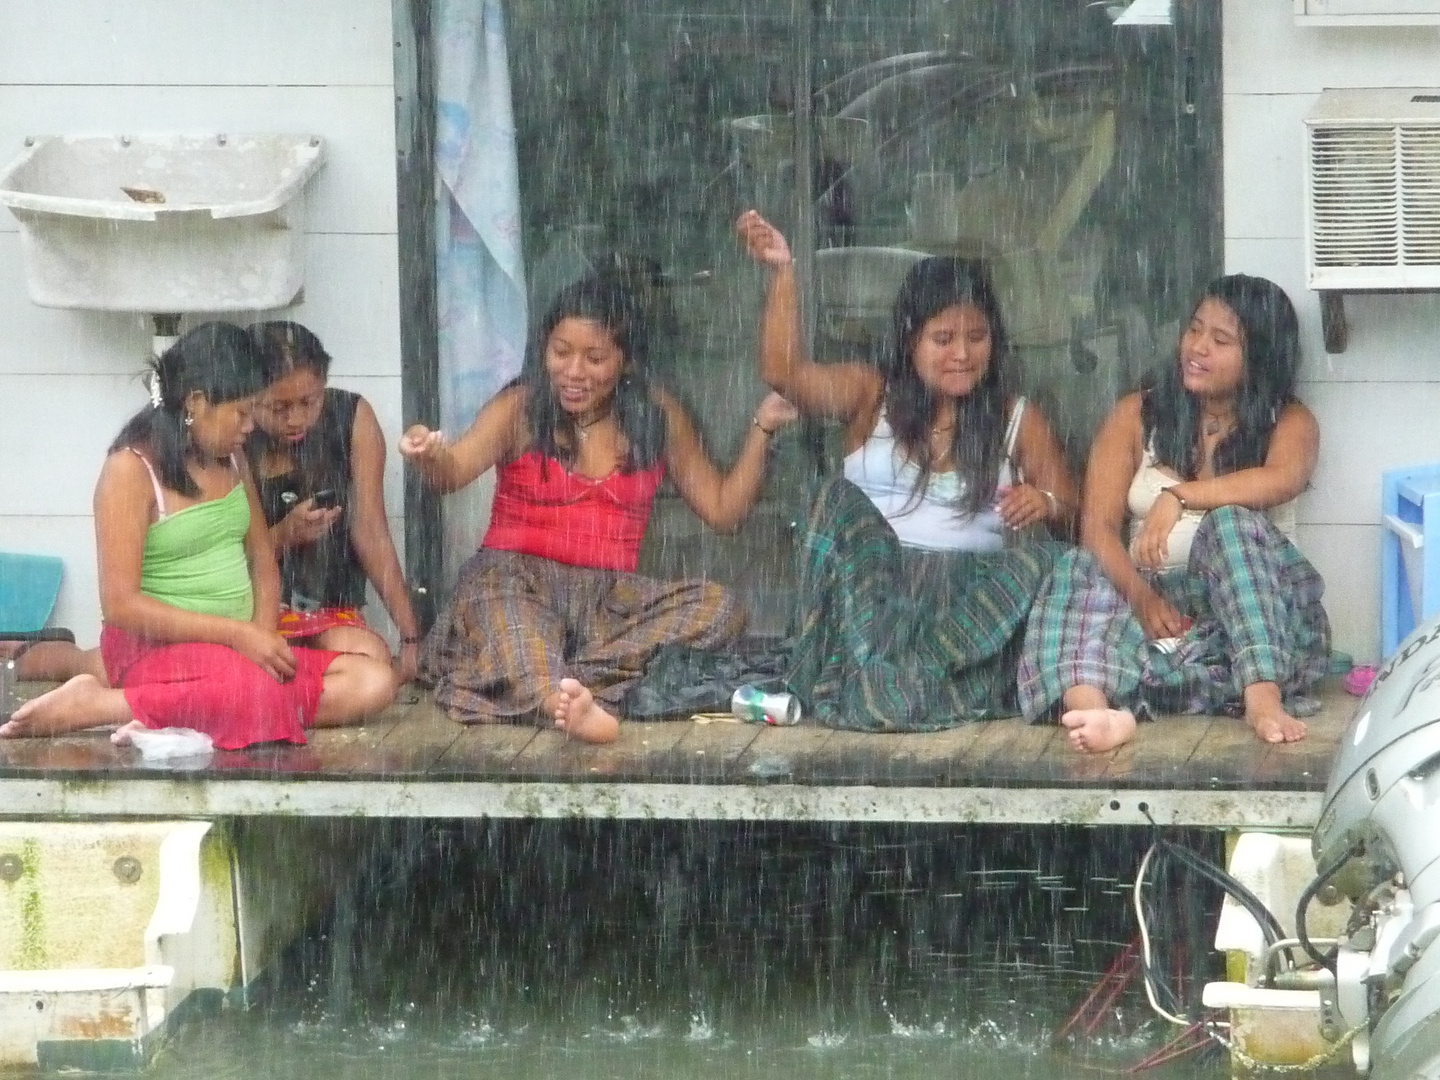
[141,822,1233,1080]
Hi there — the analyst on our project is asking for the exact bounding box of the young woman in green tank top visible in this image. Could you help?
[1,323,397,749]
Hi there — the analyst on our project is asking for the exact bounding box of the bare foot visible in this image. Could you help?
[110,720,150,746]
[1246,704,1307,743]
[551,678,619,744]
[1243,681,1306,743]
[1,675,132,737]
[1060,708,1137,754]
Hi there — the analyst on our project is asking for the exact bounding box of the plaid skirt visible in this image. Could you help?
[787,476,1058,731]
[1017,505,1331,720]
[420,549,745,723]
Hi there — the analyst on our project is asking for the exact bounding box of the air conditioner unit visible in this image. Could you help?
[1295,0,1440,25]
[1304,88,1440,351]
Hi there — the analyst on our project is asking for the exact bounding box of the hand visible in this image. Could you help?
[273,498,342,549]
[753,392,800,435]
[1134,588,1191,641]
[1130,488,1184,570]
[995,483,1051,532]
[393,641,420,684]
[735,210,793,270]
[231,623,297,682]
[398,424,447,463]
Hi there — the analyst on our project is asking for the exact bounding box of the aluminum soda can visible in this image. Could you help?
[731,684,801,725]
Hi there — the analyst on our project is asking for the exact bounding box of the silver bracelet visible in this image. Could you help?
[1040,489,1060,518]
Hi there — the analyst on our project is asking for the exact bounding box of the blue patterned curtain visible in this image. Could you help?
[433,0,526,574]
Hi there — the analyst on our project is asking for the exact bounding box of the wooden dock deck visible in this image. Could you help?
[0,681,1358,830]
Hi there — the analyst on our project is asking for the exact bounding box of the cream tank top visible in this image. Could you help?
[842,399,1026,553]
[1126,444,1297,570]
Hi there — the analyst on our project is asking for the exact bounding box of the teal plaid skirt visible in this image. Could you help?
[1017,505,1331,720]
[787,476,1058,731]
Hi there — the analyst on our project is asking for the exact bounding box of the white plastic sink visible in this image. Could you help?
[0,133,325,312]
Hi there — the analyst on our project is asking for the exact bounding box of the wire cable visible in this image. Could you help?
[1133,842,1191,1026]
[1132,839,1297,1027]
[1295,845,1363,971]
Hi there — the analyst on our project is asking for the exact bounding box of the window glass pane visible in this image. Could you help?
[507,1,1218,629]
[509,0,807,630]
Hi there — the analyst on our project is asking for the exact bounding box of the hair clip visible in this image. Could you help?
[148,371,164,410]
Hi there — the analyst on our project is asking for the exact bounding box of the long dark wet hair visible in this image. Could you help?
[518,272,666,472]
[882,256,1011,515]
[247,320,333,382]
[1141,274,1301,479]
[244,320,334,469]
[110,321,267,498]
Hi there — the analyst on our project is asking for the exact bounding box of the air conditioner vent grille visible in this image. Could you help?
[1401,127,1440,265]
[1310,126,1400,268]
[1306,90,1440,290]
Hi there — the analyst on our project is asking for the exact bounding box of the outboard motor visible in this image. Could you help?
[1312,619,1440,1078]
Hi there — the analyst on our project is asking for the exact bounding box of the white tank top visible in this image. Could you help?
[843,399,1025,553]
[1126,444,1298,570]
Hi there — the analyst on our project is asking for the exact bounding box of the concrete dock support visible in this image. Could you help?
[0,819,361,1071]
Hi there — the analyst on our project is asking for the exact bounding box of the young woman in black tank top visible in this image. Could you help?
[246,322,422,683]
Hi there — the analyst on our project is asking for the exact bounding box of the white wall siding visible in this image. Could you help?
[0,0,401,644]
[1225,0,1440,662]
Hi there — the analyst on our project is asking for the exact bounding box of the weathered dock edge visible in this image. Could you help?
[0,777,1324,828]
[0,679,1355,830]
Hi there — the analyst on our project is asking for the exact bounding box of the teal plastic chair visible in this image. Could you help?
[0,553,65,634]
[1382,464,1440,657]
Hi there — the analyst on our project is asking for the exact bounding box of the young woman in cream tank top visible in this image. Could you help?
[1018,275,1330,755]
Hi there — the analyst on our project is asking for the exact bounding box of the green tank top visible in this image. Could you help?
[140,482,254,621]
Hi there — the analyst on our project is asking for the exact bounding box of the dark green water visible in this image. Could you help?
[148,823,1231,1079]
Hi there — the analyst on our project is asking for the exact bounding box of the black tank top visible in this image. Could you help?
[251,388,368,610]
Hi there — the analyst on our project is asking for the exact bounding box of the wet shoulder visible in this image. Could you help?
[491,383,536,461]
[1110,392,1146,436]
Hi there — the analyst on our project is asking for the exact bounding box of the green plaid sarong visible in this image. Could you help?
[1017,505,1330,720]
[787,476,1058,731]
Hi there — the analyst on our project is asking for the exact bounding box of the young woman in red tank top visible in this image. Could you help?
[401,273,797,743]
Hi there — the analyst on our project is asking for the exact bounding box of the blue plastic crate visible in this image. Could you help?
[1382,464,1440,657]
[0,552,64,633]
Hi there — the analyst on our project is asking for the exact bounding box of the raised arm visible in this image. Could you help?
[735,210,881,425]
[1078,394,1188,639]
[346,398,422,659]
[660,390,798,534]
[399,384,527,494]
[95,452,297,681]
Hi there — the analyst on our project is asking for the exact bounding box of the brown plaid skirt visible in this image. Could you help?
[420,549,745,723]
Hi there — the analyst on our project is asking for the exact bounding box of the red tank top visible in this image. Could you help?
[482,451,666,572]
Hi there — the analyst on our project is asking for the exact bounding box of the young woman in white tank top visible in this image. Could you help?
[736,210,1080,731]
[737,210,1077,545]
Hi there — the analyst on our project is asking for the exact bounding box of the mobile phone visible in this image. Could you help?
[311,489,341,510]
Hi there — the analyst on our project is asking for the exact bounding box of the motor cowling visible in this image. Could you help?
[1314,619,1440,1079]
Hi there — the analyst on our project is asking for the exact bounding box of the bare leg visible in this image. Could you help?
[1,675,132,737]
[312,625,392,665]
[0,642,108,684]
[545,678,619,745]
[1059,684,1137,754]
[1243,681,1306,744]
[311,654,398,728]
